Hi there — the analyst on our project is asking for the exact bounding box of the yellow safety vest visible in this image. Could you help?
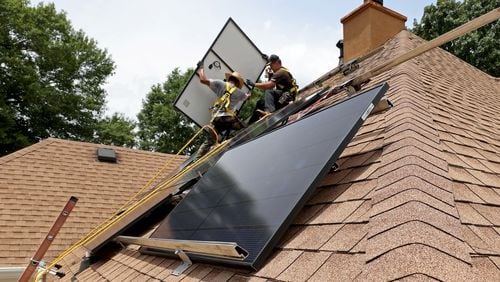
[211,82,237,117]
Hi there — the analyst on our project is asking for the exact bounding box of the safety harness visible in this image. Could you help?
[211,82,237,117]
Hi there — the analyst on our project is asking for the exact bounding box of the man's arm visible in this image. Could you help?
[254,80,275,90]
[246,78,275,90]
[197,62,210,86]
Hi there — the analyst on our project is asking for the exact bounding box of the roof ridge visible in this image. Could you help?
[44,137,181,158]
[358,48,482,273]
[358,243,473,281]
[375,155,449,180]
[366,242,471,266]
[372,187,454,209]
[0,138,56,165]
[377,164,452,191]
[0,137,184,167]
[370,199,458,220]
[405,30,499,80]
[368,219,464,242]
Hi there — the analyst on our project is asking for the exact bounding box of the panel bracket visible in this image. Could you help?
[172,249,192,276]
[115,235,248,260]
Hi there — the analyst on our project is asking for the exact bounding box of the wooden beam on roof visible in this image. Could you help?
[351,7,500,87]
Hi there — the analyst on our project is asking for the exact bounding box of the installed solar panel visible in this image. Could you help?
[146,83,389,270]
[228,86,329,148]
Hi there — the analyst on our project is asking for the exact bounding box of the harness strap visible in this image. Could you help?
[212,82,237,117]
[276,67,299,95]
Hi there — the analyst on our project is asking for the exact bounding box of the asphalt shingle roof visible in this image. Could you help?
[0,138,186,267]
[6,28,500,281]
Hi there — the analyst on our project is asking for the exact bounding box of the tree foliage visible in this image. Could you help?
[0,0,116,156]
[412,0,499,76]
[137,68,201,154]
[95,113,136,148]
[239,87,264,122]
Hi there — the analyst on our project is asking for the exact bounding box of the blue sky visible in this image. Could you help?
[33,0,436,120]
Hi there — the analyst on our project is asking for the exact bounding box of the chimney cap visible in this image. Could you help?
[365,0,383,5]
[341,1,406,24]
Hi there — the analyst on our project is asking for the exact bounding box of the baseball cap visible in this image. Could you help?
[268,54,280,63]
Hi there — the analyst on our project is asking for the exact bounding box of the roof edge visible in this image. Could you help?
[50,138,185,159]
[0,138,186,166]
[0,138,57,165]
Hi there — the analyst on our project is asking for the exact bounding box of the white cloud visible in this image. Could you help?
[264,20,272,30]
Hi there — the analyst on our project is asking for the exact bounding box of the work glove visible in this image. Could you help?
[245,79,255,87]
[196,60,204,69]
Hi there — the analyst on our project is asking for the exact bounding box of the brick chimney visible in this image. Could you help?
[341,0,407,62]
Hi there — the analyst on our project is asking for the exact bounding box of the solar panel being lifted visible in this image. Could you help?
[145,82,389,270]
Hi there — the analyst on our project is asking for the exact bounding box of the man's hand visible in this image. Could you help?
[245,79,255,87]
[265,65,273,80]
[196,60,204,70]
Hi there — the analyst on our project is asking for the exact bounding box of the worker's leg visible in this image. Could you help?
[212,117,236,141]
[195,125,218,159]
[264,89,282,112]
[248,99,266,124]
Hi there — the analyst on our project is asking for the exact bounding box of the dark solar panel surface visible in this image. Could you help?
[147,83,389,269]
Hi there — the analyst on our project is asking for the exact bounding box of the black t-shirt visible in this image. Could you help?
[271,68,294,92]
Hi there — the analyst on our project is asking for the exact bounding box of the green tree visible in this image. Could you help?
[239,87,264,122]
[412,0,499,76]
[95,113,136,147]
[137,68,201,154]
[0,0,115,156]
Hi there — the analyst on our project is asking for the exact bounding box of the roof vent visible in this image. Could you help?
[97,148,117,163]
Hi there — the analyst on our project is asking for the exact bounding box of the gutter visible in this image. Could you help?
[0,267,24,282]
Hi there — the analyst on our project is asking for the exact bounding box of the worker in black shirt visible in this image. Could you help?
[246,54,298,123]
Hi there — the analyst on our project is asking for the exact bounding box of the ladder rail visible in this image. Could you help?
[18,196,78,282]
